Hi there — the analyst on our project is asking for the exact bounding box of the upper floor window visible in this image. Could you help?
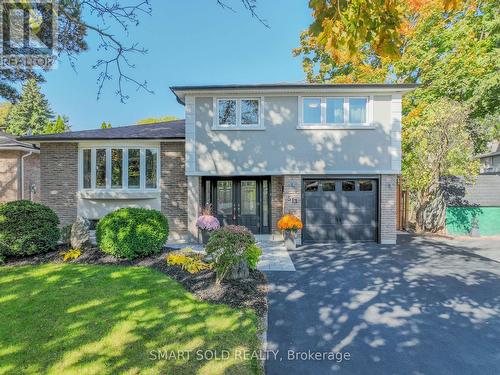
[216,98,261,128]
[300,97,369,127]
[80,147,159,191]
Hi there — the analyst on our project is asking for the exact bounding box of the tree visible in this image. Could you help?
[44,115,71,134]
[4,79,53,135]
[403,99,479,231]
[101,122,112,129]
[136,115,178,125]
[0,102,12,128]
[295,0,467,68]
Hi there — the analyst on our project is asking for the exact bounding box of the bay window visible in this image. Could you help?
[301,96,370,127]
[128,149,140,189]
[80,146,159,191]
[111,149,123,188]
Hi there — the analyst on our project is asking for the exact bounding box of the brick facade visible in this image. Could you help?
[271,175,284,237]
[40,143,78,227]
[23,153,40,202]
[380,174,397,244]
[160,142,188,239]
[0,150,21,202]
[0,150,40,203]
[282,175,302,245]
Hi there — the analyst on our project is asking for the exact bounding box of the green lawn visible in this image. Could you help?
[0,264,261,375]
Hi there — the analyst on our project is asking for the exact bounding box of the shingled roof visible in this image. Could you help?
[18,120,185,141]
[0,131,39,151]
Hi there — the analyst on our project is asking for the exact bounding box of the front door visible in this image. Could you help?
[203,177,270,234]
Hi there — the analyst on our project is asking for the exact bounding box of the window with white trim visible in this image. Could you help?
[80,147,159,190]
[216,98,261,128]
[301,97,369,126]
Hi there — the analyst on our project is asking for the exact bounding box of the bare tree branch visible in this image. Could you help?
[58,1,153,102]
[217,0,269,28]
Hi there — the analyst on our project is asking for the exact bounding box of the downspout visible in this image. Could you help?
[21,151,33,200]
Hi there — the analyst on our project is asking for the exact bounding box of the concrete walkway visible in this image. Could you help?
[266,234,500,374]
[257,241,295,272]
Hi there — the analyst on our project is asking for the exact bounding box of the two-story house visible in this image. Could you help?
[20,83,417,244]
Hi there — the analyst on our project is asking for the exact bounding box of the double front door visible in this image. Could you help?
[202,177,271,234]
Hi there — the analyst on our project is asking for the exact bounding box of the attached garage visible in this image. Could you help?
[303,178,378,242]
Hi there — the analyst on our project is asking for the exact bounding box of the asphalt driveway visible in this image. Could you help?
[265,234,500,375]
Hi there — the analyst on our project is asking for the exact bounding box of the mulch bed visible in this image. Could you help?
[3,246,268,318]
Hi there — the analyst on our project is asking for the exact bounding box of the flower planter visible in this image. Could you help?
[199,229,211,244]
[284,230,296,250]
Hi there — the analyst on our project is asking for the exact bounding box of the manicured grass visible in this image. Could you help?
[0,264,261,375]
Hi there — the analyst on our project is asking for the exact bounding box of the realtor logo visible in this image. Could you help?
[0,0,58,69]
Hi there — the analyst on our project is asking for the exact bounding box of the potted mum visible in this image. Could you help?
[277,214,303,250]
[196,205,220,244]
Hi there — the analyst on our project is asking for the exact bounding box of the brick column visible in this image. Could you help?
[271,176,284,239]
[380,174,397,244]
[40,142,78,227]
[160,142,188,241]
[283,175,302,245]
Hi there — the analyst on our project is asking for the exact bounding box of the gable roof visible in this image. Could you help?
[18,120,186,142]
[170,82,419,104]
[0,131,39,152]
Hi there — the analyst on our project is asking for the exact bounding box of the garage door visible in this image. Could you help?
[303,179,378,242]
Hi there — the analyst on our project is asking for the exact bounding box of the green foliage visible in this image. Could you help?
[397,1,499,153]
[0,102,12,127]
[403,99,479,230]
[44,115,70,134]
[0,200,60,258]
[4,79,54,135]
[96,208,169,260]
[205,225,256,282]
[101,121,112,129]
[245,244,262,270]
[166,249,212,274]
[136,116,178,125]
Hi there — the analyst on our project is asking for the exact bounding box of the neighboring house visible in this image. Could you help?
[478,140,500,174]
[19,83,416,244]
[444,141,500,236]
[0,131,40,203]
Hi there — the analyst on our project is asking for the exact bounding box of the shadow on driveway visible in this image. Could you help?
[265,234,500,375]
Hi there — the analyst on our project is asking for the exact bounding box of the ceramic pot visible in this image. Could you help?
[284,230,296,250]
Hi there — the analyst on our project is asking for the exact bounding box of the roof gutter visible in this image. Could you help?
[170,83,419,105]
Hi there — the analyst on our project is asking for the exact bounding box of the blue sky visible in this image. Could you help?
[42,1,312,131]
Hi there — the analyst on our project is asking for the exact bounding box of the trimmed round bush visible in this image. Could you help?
[96,208,169,259]
[0,200,60,259]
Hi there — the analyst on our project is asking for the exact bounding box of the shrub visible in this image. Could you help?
[245,244,263,269]
[60,248,82,262]
[166,248,212,274]
[205,225,256,282]
[96,208,169,259]
[0,200,60,258]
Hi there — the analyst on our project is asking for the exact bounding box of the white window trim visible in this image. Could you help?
[78,146,160,193]
[298,96,374,129]
[213,97,265,130]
